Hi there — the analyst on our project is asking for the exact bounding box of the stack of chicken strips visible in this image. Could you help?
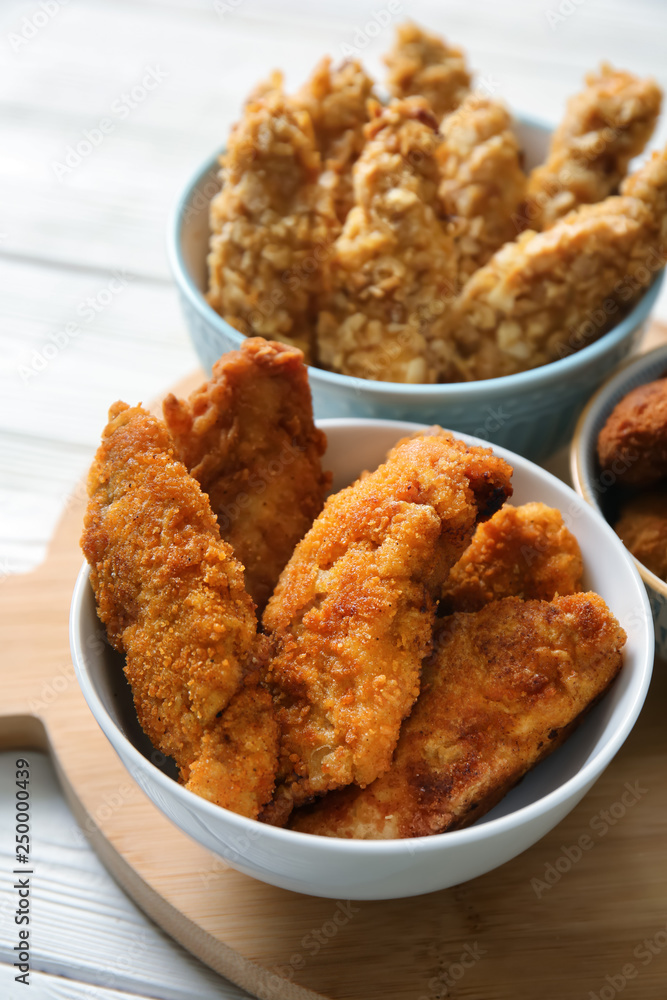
[205,22,666,385]
[82,339,626,839]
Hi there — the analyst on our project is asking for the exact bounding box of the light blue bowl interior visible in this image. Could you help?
[167,117,664,463]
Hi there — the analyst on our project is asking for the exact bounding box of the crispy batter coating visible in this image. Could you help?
[621,145,667,245]
[291,593,626,838]
[384,22,470,120]
[316,98,457,383]
[615,489,667,581]
[262,429,513,822]
[524,64,661,231]
[163,339,330,611]
[186,673,279,815]
[244,69,284,105]
[293,57,375,224]
[597,378,667,487]
[206,92,339,360]
[437,95,527,287]
[81,402,278,818]
[438,194,656,382]
[440,502,583,613]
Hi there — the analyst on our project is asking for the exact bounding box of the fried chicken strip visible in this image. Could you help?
[207,92,338,361]
[291,593,626,838]
[384,22,470,120]
[440,502,583,613]
[163,339,330,612]
[81,402,278,818]
[437,95,527,287]
[621,145,667,245]
[262,430,513,823]
[293,57,375,224]
[316,98,457,383]
[524,63,661,231]
[438,193,658,382]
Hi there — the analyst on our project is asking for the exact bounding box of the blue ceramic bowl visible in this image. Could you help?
[571,344,667,659]
[167,118,663,462]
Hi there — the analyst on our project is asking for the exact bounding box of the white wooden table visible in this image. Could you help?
[2,1,667,996]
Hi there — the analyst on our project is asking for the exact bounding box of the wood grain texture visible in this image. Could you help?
[0,749,246,1000]
[1,370,667,1000]
[4,1,667,995]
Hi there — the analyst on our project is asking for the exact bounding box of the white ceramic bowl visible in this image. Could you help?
[167,117,664,462]
[71,419,653,900]
[571,345,667,658]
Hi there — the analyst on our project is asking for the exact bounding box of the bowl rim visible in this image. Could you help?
[570,344,667,600]
[71,416,654,854]
[166,119,665,397]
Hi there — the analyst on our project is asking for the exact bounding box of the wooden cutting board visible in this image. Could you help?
[2,359,667,1000]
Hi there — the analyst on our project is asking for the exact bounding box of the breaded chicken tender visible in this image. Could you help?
[291,593,626,839]
[597,378,667,487]
[440,502,583,613]
[437,95,527,287]
[438,195,656,382]
[293,57,375,223]
[186,674,279,815]
[524,64,661,231]
[81,402,278,818]
[615,489,667,581]
[621,145,667,245]
[207,92,338,360]
[262,430,513,823]
[163,339,330,612]
[384,22,470,120]
[317,98,457,383]
[244,69,284,105]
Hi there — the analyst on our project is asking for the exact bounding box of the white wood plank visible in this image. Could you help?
[0,751,249,1000]
[0,965,182,1000]
[2,0,667,279]
[3,2,667,992]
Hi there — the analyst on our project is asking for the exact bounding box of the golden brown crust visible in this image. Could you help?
[206,92,339,360]
[185,671,280,816]
[262,429,513,820]
[614,489,667,580]
[81,402,278,818]
[621,146,667,245]
[524,63,661,231]
[291,594,626,839]
[440,502,583,613]
[293,57,375,224]
[437,195,657,382]
[597,378,667,487]
[163,338,330,611]
[316,98,457,383]
[383,22,470,120]
[437,95,527,287]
